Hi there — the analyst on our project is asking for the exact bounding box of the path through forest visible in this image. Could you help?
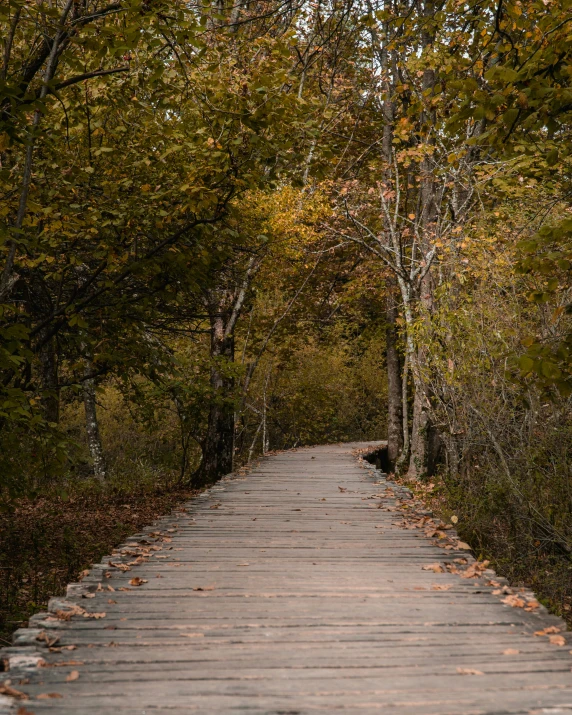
[1,443,571,714]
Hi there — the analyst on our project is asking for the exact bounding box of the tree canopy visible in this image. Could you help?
[1,0,571,631]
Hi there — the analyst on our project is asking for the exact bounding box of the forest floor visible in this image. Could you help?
[406,478,572,631]
[1,443,570,714]
[0,483,195,644]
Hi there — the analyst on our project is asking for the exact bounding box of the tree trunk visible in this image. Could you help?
[39,334,59,424]
[407,375,429,479]
[193,313,235,489]
[83,359,106,481]
[385,291,402,469]
[405,0,438,481]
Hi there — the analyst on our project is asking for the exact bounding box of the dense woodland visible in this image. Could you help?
[0,0,571,638]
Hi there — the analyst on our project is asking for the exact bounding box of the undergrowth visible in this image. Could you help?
[0,478,195,644]
[410,476,572,630]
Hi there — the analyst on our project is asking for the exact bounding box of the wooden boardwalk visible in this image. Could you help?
[2,443,571,714]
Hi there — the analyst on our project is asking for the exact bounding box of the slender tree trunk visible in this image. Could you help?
[407,373,429,478]
[406,1,437,481]
[39,333,59,424]
[83,358,106,481]
[385,291,402,468]
[400,351,410,463]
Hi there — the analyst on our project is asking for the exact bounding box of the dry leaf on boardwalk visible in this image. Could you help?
[431,584,452,591]
[54,604,85,620]
[456,667,484,675]
[460,561,489,579]
[41,660,83,668]
[455,542,472,550]
[534,626,561,636]
[36,693,63,699]
[422,563,444,573]
[83,612,106,619]
[129,577,148,587]
[501,594,526,608]
[502,649,520,655]
[65,670,79,682]
[0,683,28,700]
[548,635,566,646]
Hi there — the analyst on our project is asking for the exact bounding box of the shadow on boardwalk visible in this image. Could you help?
[1,442,571,714]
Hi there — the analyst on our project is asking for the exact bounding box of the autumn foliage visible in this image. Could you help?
[0,0,571,634]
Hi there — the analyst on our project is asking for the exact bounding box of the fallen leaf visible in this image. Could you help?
[65,671,79,682]
[0,683,28,700]
[17,707,35,715]
[502,649,520,655]
[502,595,526,608]
[535,626,561,636]
[54,604,85,620]
[456,667,484,675]
[36,632,59,647]
[422,563,444,573]
[107,599,117,604]
[129,577,148,587]
[549,635,566,646]
[83,612,106,619]
[431,584,453,591]
[36,693,63,699]
[456,542,472,550]
[461,561,490,579]
[524,599,540,611]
